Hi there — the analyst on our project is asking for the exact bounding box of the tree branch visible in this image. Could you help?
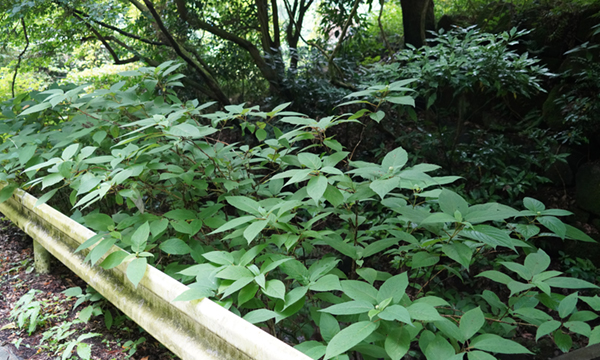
[328,0,361,75]
[142,0,229,104]
[71,9,165,46]
[74,13,139,65]
[377,0,393,56]
[174,0,280,91]
[12,18,29,98]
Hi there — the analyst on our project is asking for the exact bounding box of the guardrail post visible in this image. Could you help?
[33,237,51,274]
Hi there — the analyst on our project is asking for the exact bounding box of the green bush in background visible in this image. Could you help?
[1,63,599,360]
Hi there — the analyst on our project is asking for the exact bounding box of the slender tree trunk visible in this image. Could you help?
[400,0,435,48]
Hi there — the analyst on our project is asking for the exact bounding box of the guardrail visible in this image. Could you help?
[0,185,311,360]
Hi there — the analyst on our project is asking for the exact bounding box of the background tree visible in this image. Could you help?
[400,0,435,48]
[1,0,369,105]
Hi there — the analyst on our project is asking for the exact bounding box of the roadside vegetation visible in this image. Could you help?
[1,0,600,359]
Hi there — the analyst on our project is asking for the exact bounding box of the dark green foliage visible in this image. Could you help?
[1,64,599,359]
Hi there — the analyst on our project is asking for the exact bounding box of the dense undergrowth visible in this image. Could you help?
[0,59,599,360]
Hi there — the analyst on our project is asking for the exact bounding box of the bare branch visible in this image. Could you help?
[72,9,165,46]
[12,18,30,98]
[74,13,139,65]
[142,0,229,104]
[378,0,393,56]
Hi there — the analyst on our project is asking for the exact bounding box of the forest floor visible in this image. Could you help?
[0,217,177,360]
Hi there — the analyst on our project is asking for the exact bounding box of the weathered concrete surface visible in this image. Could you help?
[0,184,311,360]
[0,346,22,360]
[33,238,51,274]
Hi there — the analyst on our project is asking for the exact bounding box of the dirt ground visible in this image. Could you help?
[0,218,177,360]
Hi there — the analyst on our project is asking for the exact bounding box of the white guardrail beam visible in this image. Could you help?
[0,186,312,360]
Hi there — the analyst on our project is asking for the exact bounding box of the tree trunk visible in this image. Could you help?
[400,0,435,48]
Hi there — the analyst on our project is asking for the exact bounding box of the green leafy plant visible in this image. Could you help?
[10,289,52,335]
[1,63,598,360]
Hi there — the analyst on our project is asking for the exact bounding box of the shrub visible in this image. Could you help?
[1,64,598,359]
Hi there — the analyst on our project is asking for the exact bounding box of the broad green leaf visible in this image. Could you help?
[78,305,94,323]
[88,238,116,266]
[263,279,286,300]
[320,301,374,315]
[315,313,339,343]
[310,274,342,292]
[282,286,308,311]
[507,281,534,296]
[307,175,328,204]
[370,110,385,123]
[76,342,92,360]
[243,219,268,244]
[221,277,254,299]
[381,147,408,170]
[298,152,322,169]
[295,341,327,360]
[411,252,439,268]
[377,305,412,325]
[523,197,545,212]
[41,173,64,190]
[564,224,596,242]
[536,320,561,341]
[216,265,253,280]
[467,351,497,360]
[370,177,400,199]
[324,321,378,360]
[407,303,442,321]
[243,309,277,324]
[0,183,17,203]
[164,209,197,220]
[442,243,472,269]
[524,250,551,277]
[83,213,114,232]
[202,251,234,265]
[513,307,552,322]
[160,238,191,255]
[62,144,79,160]
[420,212,457,225]
[424,334,456,360]
[238,283,259,306]
[130,222,150,253]
[580,296,600,311]
[99,251,128,269]
[558,292,578,319]
[35,188,58,208]
[501,262,532,281]
[341,280,378,304]
[460,307,484,340]
[564,321,591,337]
[434,318,464,342]
[18,145,36,166]
[470,334,532,354]
[377,272,408,303]
[356,268,377,285]
[476,270,513,285]
[173,285,215,302]
[537,216,566,239]
[439,189,468,216]
[20,102,51,115]
[461,225,514,250]
[589,326,600,345]
[126,258,147,288]
[553,330,572,353]
[544,277,599,290]
[210,216,256,234]
[324,184,344,207]
[385,327,410,360]
[226,196,262,216]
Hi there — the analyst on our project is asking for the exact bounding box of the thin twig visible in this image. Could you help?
[12,18,29,98]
